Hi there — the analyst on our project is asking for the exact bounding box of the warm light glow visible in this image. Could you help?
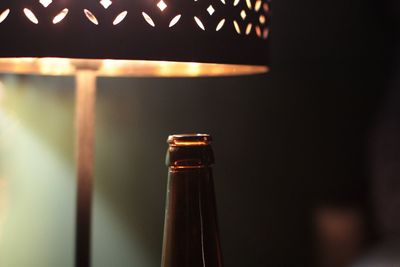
[0,58,269,77]
[187,63,201,76]
[100,0,113,9]
[113,11,128,25]
[53,9,69,24]
[171,141,208,146]
[39,0,52,8]
[215,19,225,31]
[142,12,155,27]
[246,0,252,9]
[0,9,10,24]
[171,165,207,170]
[157,0,167,12]
[255,0,262,12]
[207,5,215,16]
[168,134,212,147]
[263,3,270,12]
[255,26,261,37]
[169,15,181,28]
[234,0,240,6]
[259,15,266,24]
[194,16,205,31]
[240,10,247,20]
[23,8,39,24]
[84,9,99,25]
[245,23,252,35]
[263,28,269,39]
[38,58,74,75]
[233,20,241,34]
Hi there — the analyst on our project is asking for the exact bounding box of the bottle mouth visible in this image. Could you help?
[167,134,212,147]
[166,134,214,167]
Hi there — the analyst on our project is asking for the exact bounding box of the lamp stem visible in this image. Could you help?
[75,69,97,267]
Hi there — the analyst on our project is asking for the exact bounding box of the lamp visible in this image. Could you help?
[0,1,270,267]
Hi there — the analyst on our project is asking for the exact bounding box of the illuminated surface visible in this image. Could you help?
[0,58,268,77]
[0,76,155,267]
[0,78,75,266]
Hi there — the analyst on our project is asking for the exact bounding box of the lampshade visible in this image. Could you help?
[0,0,270,76]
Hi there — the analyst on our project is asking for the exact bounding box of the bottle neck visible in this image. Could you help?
[162,167,223,267]
[166,145,214,168]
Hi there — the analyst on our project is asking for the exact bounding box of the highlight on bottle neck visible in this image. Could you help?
[166,134,214,168]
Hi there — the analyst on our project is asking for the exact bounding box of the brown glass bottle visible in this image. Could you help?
[161,134,223,267]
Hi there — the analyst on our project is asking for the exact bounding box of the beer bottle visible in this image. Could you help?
[161,134,223,267]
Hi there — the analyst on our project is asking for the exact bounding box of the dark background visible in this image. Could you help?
[0,0,396,266]
[94,0,392,265]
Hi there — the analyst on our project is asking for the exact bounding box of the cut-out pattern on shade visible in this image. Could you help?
[53,9,69,24]
[259,15,265,24]
[157,0,167,12]
[39,0,52,8]
[0,9,10,24]
[234,0,270,39]
[113,11,128,25]
[241,10,247,20]
[215,18,225,31]
[142,12,155,27]
[194,16,205,30]
[245,23,252,35]
[207,5,215,15]
[100,0,113,9]
[255,0,262,11]
[142,0,183,28]
[24,8,39,24]
[0,0,270,40]
[84,9,99,25]
[255,25,261,37]
[233,20,241,34]
[169,14,181,27]
[190,0,229,33]
[246,0,252,9]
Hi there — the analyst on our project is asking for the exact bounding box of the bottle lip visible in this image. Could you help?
[167,134,212,146]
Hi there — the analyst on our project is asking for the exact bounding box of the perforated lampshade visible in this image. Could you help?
[0,0,270,77]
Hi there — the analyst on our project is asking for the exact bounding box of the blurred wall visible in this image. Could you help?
[0,0,388,266]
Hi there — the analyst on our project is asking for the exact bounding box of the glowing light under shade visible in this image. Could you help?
[0,58,268,77]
